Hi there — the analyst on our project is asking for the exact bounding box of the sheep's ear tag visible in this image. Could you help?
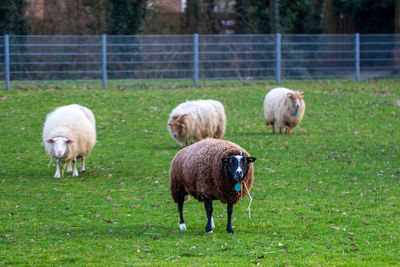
[294,109,298,116]
[235,183,241,192]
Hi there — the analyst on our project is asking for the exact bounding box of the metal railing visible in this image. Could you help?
[2,34,400,90]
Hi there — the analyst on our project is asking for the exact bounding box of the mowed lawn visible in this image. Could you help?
[0,80,399,266]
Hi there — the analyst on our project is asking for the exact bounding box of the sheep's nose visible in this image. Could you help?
[173,134,177,138]
[236,170,243,177]
[295,103,300,109]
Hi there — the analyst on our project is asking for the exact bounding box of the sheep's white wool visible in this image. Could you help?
[263,87,305,135]
[234,155,243,175]
[42,104,96,178]
[167,99,226,145]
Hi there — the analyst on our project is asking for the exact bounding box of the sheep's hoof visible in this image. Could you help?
[226,228,234,234]
[205,225,213,233]
[179,223,187,231]
[54,175,60,179]
[79,170,86,174]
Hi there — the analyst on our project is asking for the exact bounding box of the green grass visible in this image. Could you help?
[0,79,399,266]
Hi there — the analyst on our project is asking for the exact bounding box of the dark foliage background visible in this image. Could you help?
[0,0,399,35]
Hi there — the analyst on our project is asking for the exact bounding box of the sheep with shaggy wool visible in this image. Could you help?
[167,99,226,146]
[263,87,306,135]
[170,138,256,234]
[42,104,96,178]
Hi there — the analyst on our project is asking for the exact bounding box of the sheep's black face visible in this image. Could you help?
[221,153,256,181]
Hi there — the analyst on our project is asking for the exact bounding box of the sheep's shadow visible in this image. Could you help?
[55,218,209,241]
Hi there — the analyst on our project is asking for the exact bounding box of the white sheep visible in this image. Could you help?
[167,99,226,146]
[263,87,306,135]
[170,138,256,234]
[42,104,96,178]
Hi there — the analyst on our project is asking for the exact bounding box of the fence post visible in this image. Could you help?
[355,33,360,82]
[102,34,107,89]
[275,33,281,85]
[193,33,199,88]
[4,34,10,90]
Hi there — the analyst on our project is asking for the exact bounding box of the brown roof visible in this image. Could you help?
[152,0,183,12]
[26,0,45,19]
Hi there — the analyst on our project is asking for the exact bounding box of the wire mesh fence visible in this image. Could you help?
[1,34,400,89]
[199,34,277,81]
[281,34,357,80]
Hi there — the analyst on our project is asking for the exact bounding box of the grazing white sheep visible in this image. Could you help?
[42,104,96,178]
[170,138,256,234]
[167,99,226,146]
[263,87,306,135]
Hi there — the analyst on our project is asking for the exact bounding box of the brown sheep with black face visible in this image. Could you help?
[170,138,256,234]
[264,87,306,135]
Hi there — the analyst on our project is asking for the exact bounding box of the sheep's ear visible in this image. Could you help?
[221,157,230,163]
[247,157,256,163]
[299,91,304,97]
[66,139,74,144]
[46,139,54,144]
[287,93,294,99]
[178,114,188,121]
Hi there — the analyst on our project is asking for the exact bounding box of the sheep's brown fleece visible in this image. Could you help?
[170,138,254,205]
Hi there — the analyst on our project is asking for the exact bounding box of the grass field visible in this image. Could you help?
[0,79,399,266]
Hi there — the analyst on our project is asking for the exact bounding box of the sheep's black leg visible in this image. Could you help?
[226,203,234,234]
[178,201,186,230]
[204,200,213,233]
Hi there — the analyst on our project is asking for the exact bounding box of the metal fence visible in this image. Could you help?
[1,34,400,89]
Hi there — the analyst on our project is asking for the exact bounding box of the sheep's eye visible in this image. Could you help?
[221,158,229,163]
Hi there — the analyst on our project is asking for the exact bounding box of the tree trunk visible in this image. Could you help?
[204,0,217,33]
[270,0,280,33]
[396,0,400,33]
[323,0,336,33]
[395,0,400,73]
[184,0,201,33]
